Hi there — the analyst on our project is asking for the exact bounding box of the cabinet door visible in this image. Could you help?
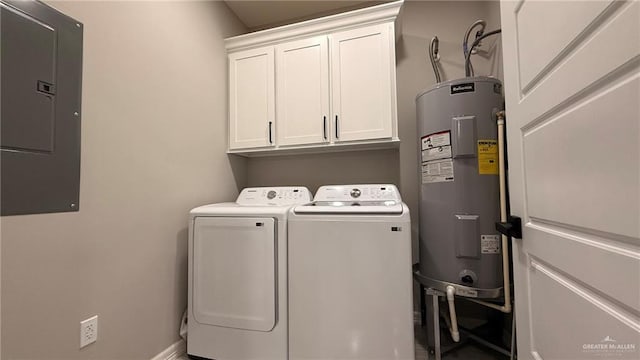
[229,46,275,150]
[276,37,329,146]
[330,23,395,142]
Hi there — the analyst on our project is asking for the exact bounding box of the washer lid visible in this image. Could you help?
[293,200,404,214]
[295,184,403,214]
[312,184,402,202]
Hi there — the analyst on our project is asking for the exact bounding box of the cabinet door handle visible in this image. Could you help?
[268,121,273,144]
[323,116,327,140]
[335,115,339,139]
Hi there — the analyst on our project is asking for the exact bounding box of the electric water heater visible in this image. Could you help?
[416,76,505,298]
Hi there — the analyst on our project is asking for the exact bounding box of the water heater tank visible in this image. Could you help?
[416,76,504,298]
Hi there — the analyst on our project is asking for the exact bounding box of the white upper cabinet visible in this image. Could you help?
[225,0,402,155]
[276,37,330,146]
[228,46,275,150]
[330,23,394,142]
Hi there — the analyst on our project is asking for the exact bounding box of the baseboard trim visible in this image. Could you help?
[151,339,186,360]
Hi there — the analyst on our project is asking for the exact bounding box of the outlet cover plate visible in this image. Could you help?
[80,315,98,348]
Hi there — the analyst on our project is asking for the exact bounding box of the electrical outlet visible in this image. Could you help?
[80,315,98,348]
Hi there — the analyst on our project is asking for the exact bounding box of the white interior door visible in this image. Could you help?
[192,216,276,332]
[276,36,329,146]
[501,1,639,359]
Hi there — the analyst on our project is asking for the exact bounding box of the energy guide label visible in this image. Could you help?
[422,159,454,184]
[477,140,498,175]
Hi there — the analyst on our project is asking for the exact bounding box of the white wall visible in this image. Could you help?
[0,1,246,358]
[247,149,401,191]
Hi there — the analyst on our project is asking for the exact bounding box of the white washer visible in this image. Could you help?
[188,187,312,360]
[288,184,415,360]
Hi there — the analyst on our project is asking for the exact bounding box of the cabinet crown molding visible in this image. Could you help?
[225,0,403,52]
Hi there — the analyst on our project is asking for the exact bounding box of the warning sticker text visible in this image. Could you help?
[421,131,451,151]
[422,146,452,162]
[481,235,501,254]
[422,158,454,184]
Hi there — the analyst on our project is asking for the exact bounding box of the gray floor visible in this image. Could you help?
[414,313,508,360]
[180,321,508,360]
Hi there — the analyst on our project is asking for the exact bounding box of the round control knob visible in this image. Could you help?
[350,188,361,198]
[267,190,277,199]
[461,275,474,285]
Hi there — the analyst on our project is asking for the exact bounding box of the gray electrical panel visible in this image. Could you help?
[1,0,83,216]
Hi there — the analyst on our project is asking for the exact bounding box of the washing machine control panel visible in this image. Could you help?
[314,184,402,202]
[237,187,312,206]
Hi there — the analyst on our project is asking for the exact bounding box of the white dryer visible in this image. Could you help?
[188,187,312,360]
[288,184,415,360]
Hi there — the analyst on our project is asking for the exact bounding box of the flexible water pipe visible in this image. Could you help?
[469,110,512,314]
[464,29,501,77]
[429,36,442,83]
[445,285,460,342]
[462,20,486,77]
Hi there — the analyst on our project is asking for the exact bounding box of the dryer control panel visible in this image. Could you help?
[236,187,312,206]
[313,184,402,202]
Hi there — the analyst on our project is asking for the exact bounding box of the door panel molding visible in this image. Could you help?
[530,259,640,333]
[516,0,623,94]
[520,57,639,135]
[529,218,640,255]
[529,258,639,360]
[517,1,639,106]
[525,222,640,315]
[521,71,639,238]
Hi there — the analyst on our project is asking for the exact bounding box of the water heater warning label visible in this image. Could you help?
[422,131,451,150]
[481,235,501,254]
[422,131,454,184]
[422,146,452,162]
[422,159,454,184]
[477,140,499,175]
